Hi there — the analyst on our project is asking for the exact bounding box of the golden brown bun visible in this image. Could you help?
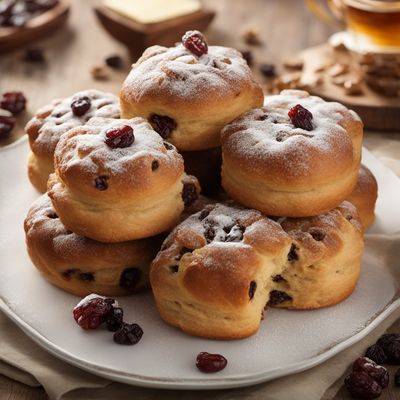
[25,89,120,192]
[346,165,378,230]
[270,201,364,310]
[24,195,163,297]
[221,90,364,217]
[150,202,364,339]
[180,147,222,196]
[48,117,188,242]
[120,44,264,151]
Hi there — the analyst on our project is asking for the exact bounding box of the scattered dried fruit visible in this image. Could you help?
[90,65,110,81]
[344,80,363,96]
[0,111,16,138]
[395,368,400,387]
[73,295,115,330]
[240,49,253,66]
[23,47,45,63]
[1,91,26,114]
[182,30,208,57]
[196,352,227,373]
[113,323,143,345]
[106,307,124,332]
[283,56,304,70]
[365,345,388,365]
[242,27,261,45]
[105,54,123,69]
[344,371,382,399]
[353,357,389,389]
[260,64,276,78]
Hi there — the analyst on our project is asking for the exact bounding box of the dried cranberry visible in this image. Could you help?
[71,96,91,117]
[287,243,299,262]
[182,182,198,207]
[119,268,141,292]
[0,114,16,138]
[240,50,253,66]
[106,307,124,332]
[149,114,176,139]
[73,297,114,330]
[1,91,26,115]
[353,357,389,389]
[94,176,108,191]
[384,339,400,364]
[113,323,143,345]
[105,125,134,148]
[248,281,257,300]
[288,104,314,131]
[365,345,388,365]
[105,54,123,69]
[267,290,292,306]
[395,368,400,387]
[260,64,276,77]
[196,352,227,373]
[344,371,382,399]
[23,47,45,63]
[182,30,208,57]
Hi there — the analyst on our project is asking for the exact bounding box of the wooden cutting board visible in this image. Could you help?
[299,43,400,131]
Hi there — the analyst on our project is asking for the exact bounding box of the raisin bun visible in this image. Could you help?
[150,202,364,339]
[26,89,120,193]
[221,90,363,217]
[47,117,199,243]
[120,31,264,151]
[24,195,163,297]
[346,164,378,230]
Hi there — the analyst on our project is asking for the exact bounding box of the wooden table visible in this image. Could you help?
[0,1,398,399]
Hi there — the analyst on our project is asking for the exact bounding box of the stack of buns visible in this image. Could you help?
[24,30,378,340]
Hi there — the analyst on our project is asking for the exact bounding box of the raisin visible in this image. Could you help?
[71,96,91,117]
[182,182,198,207]
[73,297,114,330]
[240,50,253,66]
[272,274,285,283]
[106,307,124,332]
[105,54,123,69]
[163,141,173,150]
[79,272,94,282]
[119,268,141,292]
[169,265,179,273]
[309,229,325,241]
[204,225,216,243]
[225,224,245,242]
[384,339,400,364]
[94,176,108,191]
[23,47,45,63]
[105,125,134,148]
[260,64,276,77]
[365,345,388,365]
[151,159,159,171]
[353,357,389,388]
[344,371,382,399]
[182,30,208,57]
[377,333,400,350]
[248,281,257,300]
[1,91,27,115]
[149,114,176,139]
[288,104,313,131]
[267,290,292,306]
[196,352,227,373]
[62,268,78,280]
[113,323,143,345]
[287,243,299,262]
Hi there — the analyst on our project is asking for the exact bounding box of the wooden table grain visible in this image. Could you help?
[0,1,398,399]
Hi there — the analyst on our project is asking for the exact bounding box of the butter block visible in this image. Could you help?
[103,0,201,24]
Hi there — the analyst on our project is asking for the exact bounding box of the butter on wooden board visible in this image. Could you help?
[103,0,201,24]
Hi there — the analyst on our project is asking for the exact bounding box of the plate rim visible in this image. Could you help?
[2,136,400,389]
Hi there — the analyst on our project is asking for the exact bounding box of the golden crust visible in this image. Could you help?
[48,117,187,242]
[150,202,364,339]
[346,165,378,230]
[221,90,363,217]
[25,89,120,192]
[24,195,163,296]
[120,44,264,150]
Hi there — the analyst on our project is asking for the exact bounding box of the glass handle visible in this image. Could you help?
[305,0,345,27]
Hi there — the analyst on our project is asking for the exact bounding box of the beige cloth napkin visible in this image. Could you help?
[1,132,400,400]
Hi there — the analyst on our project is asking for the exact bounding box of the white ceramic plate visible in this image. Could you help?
[1,137,400,390]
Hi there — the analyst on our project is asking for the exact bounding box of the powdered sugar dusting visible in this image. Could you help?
[122,44,251,102]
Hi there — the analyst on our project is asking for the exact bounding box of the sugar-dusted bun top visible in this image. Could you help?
[221,90,363,186]
[52,117,184,197]
[26,89,120,158]
[121,43,255,106]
